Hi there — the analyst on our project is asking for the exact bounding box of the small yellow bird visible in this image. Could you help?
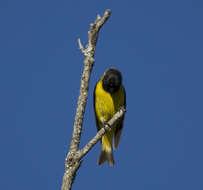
[93,68,126,166]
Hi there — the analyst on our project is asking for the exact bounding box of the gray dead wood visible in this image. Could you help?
[61,9,126,190]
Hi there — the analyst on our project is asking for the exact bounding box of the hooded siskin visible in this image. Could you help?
[93,68,126,166]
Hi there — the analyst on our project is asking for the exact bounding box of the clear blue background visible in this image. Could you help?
[1,0,203,189]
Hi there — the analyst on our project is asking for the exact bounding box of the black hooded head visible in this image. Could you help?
[102,68,122,94]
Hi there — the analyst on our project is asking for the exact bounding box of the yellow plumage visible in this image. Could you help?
[94,69,126,166]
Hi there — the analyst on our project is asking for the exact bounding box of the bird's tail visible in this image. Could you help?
[98,149,114,166]
[98,133,114,166]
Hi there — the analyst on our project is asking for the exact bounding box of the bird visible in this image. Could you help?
[93,68,126,166]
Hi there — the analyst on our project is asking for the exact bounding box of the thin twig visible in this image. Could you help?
[78,107,126,159]
[77,38,85,56]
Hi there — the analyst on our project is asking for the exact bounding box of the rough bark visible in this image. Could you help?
[61,9,126,190]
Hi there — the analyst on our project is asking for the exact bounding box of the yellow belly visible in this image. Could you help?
[94,80,125,152]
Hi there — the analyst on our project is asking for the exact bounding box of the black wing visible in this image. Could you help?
[114,85,126,149]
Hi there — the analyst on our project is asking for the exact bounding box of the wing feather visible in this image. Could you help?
[114,85,126,148]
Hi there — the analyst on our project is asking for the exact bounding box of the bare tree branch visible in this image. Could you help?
[78,107,126,159]
[69,9,111,153]
[61,107,125,190]
[61,9,124,190]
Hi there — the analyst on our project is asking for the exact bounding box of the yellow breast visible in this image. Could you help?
[94,80,125,123]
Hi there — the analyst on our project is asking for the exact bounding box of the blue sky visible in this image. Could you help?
[1,0,203,189]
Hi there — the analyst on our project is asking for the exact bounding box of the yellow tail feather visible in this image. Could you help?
[98,133,114,166]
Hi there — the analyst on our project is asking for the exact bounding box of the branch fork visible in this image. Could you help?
[61,9,126,190]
